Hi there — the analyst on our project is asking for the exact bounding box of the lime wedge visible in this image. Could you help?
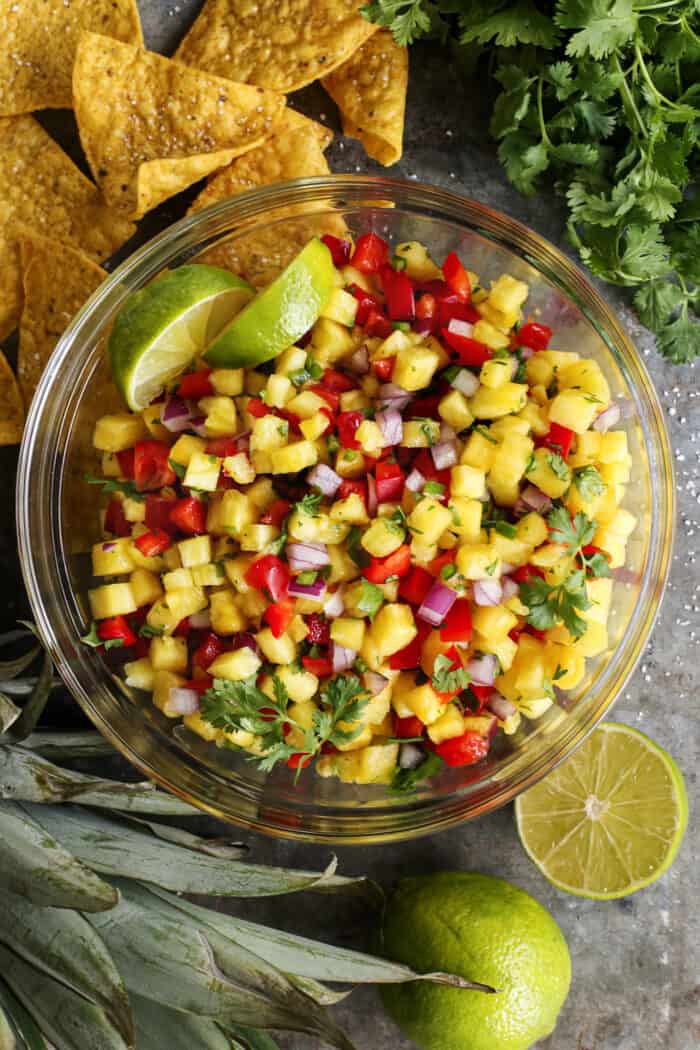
[109,264,254,410]
[515,723,688,899]
[203,237,335,368]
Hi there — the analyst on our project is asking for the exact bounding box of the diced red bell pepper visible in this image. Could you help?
[116,448,135,479]
[440,599,473,643]
[437,296,480,329]
[398,565,434,606]
[442,251,471,301]
[428,549,456,577]
[97,616,137,648]
[177,369,213,399]
[511,564,546,583]
[441,329,492,367]
[302,654,334,677]
[363,544,411,584]
[336,411,365,450]
[393,715,425,739]
[375,461,405,502]
[413,449,451,495]
[321,234,352,267]
[144,494,178,534]
[104,498,131,537]
[306,613,330,646]
[134,528,171,557]
[541,422,574,459]
[206,437,239,458]
[348,284,383,325]
[406,394,442,421]
[247,398,272,419]
[389,620,431,670]
[264,597,295,638]
[174,617,192,637]
[372,357,395,382]
[245,554,290,602]
[380,265,415,321]
[170,496,207,535]
[467,683,492,713]
[351,232,389,274]
[260,499,292,527]
[364,307,394,339]
[309,383,340,413]
[523,626,547,640]
[338,479,367,503]
[517,322,552,352]
[320,368,356,394]
[184,675,213,695]
[415,292,438,333]
[434,730,489,767]
[133,440,176,492]
[286,753,313,770]
[194,632,226,670]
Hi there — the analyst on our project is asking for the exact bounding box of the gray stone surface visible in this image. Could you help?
[45,3,700,1046]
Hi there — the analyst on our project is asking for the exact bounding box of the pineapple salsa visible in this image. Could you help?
[84,232,636,789]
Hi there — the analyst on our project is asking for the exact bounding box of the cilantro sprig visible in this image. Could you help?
[431,653,471,694]
[84,474,144,501]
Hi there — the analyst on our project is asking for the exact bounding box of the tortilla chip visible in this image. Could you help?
[0,351,25,446]
[18,230,107,409]
[188,107,339,286]
[0,0,142,116]
[0,115,135,343]
[322,29,408,166]
[175,0,377,92]
[72,32,286,220]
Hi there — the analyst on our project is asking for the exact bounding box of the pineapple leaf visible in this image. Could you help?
[224,1026,282,1050]
[23,804,363,899]
[131,994,232,1050]
[0,633,40,680]
[4,650,53,743]
[0,801,117,912]
[0,694,21,734]
[0,944,129,1050]
[19,731,115,760]
[123,815,246,860]
[0,887,133,1046]
[0,979,49,1050]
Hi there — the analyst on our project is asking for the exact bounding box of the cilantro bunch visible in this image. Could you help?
[363,0,700,361]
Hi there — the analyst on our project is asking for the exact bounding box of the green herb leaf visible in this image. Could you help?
[294,492,322,517]
[391,751,443,792]
[84,474,144,501]
[168,459,186,479]
[573,465,606,501]
[431,653,471,694]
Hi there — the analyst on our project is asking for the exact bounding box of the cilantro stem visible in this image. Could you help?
[633,44,689,113]
[613,56,647,140]
[635,0,685,8]
[679,16,700,45]
[536,77,552,148]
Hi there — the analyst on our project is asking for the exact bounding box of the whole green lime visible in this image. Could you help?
[380,872,571,1050]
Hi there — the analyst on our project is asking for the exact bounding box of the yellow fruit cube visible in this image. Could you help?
[361,518,404,558]
[300,415,331,441]
[152,670,187,717]
[310,317,356,363]
[244,372,267,397]
[548,390,599,434]
[320,287,358,326]
[568,431,601,467]
[526,355,554,388]
[141,403,170,441]
[256,628,297,664]
[427,705,466,744]
[525,446,572,499]
[209,647,262,681]
[451,465,486,500]
[264,373,293,408]
[210,368,244,396]
[330,617,366,651]
[199,396,237,438]
[146,587,207,634]
[276,665,319,703]
[455,544,501,579]
[598,430,628,463]
[220,490,255,537]
[479,634,518,672]
[559,359,610,403]
[394,240,442,280]
[356,419,385,455]
[461,430,497,471]
[150,635,188,673]
[472,319,510,350]
[286,390,327,420]
[240,524,279,551]
[169,434,207,468]
[178,535,212,568]
[402,683,444,725]
[488,274,529,316]
[469,383,528,419]
[480,358,513,389]
[392,345,441,391]
[92,538,134,576]
[401,419,441,448]
[330,492,369,525]
[163,568,193,591]
[275,346,307,376]
[573,621,608,657]
[447,498,482,542]
[209,590,245,635]
[518,400,550,437]
[191,563,225,587]
[270,441,318,474]
[438,389,474,432]
[183,451,221,492]
[529,542,567,569]
[251,414,289,453]
[408,496,453,545]
[129,569,163,607]
[369,603,417,659]
[93,413,148,452]
[516,512,548,548]
[222,453,255,485]
[124,658,154,691]
[372,328,412,361]
[472,604,518,639]
[88,583,137,619]
[183,710,220,742]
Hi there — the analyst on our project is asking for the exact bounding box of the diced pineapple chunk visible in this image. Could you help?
[222,452,255,484]
[372,328,412,361]
[407,497,452,545]
[461,430,497,471]
[558,359,610,403]
[455,544,501,579]
[183,451,221,492]
[469,383,527,419]
[516,512,548,548]
[488,432,534,506]
[122,496,146,523]
[438,389,474,432]
[270,441,318,474]
[251,415,289,453]
[124,658,154,691]
[479,633,518,672]
[334,448,366,477]
[210,368,244,396]
[472,603,518,639]
[91,538,134,576]
[448,497,482,542]
[356,419,385,455]
[152,670,187,717]
[300,415,331,440]
[548,389,599,434]
[264,374,292,408]
[150,635,188,673]
[330,617,366,651]
[209,647,262,681]
[220,490,255,537]
[525,447,572,499]
[141,403,170,441]
[146,587,207,634]
[392,345,441,391]
[402,683,443,725]
[526,354,554,389]
[310,317,356,363]
[275,346,307,376]
[472,320,510,350]
[183,710,220,742]
[451,465,486,500]
[598,430,628,463]
[257,628,297,664]
[199,396,237,438]
[427,704,466,744]
[488,274,529,317]
[321,287,358,326]
[209,590,245,635]
[275,665,319,703]
[169,434,207,468]
[480,358,513,389]
[394,240,442,280]
[130,569,163,607]
[369,603,416,659]
[163,568,194,591]
[361,517,404,557]
[191,563,226,587]
[401,419,441,448]
[93,414,148,452]
[330,492,369,525]
[286,390,328,419]
[178,535,212,568]
[89,582,137,619]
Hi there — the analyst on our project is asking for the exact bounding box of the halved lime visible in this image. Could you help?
[109,264,254,410]
[203,237,335,368]
[515,722,688,899]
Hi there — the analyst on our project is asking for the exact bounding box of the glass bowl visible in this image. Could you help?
[17,176,673,843]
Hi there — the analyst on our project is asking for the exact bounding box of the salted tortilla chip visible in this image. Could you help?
[73,32,286,220]
[323,29,408,166]
[175,0,377,92]
[0,115,135,343]
[0,0,142,116]
[18,230,107,408]
[0,351,25,446]
[188,107,341,286]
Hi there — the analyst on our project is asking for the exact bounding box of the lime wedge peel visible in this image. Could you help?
[203,237,335,368]
[515,722,688,900]
[109,264,254,411]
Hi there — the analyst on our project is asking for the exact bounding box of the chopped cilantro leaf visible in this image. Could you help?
[431,653,471,694]
[391,751,443,792]
[295,491,322,517]
[573,465,606,501]
[168,459,186,479]
[84,474,144,501]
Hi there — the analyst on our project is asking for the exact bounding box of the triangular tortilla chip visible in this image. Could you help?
[0,115,135,343]
[0,0,142,115]
[0,351,25,445]
[73,32,286,219]
[323,29,408,166]
[175,0,377,92]
[18,230,107,408]
[188,107,339,286]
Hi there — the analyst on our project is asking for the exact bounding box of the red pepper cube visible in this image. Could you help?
[306,613,330,646]
[398,565,434,606]
[104,498,131,537]
[264,598,295,639]
[97,615,137,648]
[542,422,574,460]
[144,494,178,534]
[338,478,367,503]
[244,554,291,603]
[442,251,471,301]
[364,308,394,339]
[375,460,405,502]
[351,232,390,274]
[177,369,214,399]
[133,440,177,492]
[434,730,489,767]
[321,234,352,267]
[388,620,432,670]
[170,496,207,535]
[336,410,365,451]
[517,322,552,352]
[260,498,292,527]
[440,599,473,644]
[393,715,425,739]
[363,544,411,584]
[302,654,334,677]
[116,448,135,479]
[381,266,415,321]
[372,357,395,382]
[134,528,170,557]
[441,328,492,367]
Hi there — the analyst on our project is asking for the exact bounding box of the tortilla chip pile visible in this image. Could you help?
[0,0,409,444]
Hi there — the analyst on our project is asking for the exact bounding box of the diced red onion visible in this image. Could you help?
[378,382,412,411]
[363,671,388,696]
[323,587,344,618]
[418,580,457,625]
[399,743,425,769]
[332,643,356,673]
[101,542,117,552]
[499,561,515,575]
[486,692,517,720]
[405,468,426,493]
[288,578,327,600]
[501,577,519,601]
[376,408,403,446]
[348,346,370,374]
[286,542,330,572]
[366,474,378,516]
[168,688,199,715]
[520,484,552,514]
[593,402,621,432]
[431,441,458,470]
[307,463,341,497]
[440,423,457,443]
[472,578,503,606]
[161,396,193,433]
[451,369,480,397]
[466,653,497,686]
[188,609,211,629]
[448,318,474,338]
[230,632,260,655]
[513,497,529,518]
[189,415,208,437]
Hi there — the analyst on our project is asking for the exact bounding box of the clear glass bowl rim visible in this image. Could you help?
[16,175,674,843]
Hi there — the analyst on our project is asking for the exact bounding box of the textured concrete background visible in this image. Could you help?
[14,2,700,1046]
